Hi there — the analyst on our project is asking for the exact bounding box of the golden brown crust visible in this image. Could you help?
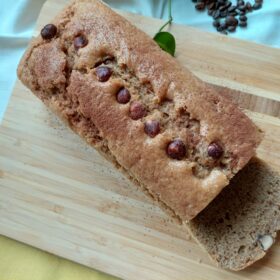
[17,0,262,221]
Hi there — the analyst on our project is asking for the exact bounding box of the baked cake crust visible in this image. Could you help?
[17,0,263,221]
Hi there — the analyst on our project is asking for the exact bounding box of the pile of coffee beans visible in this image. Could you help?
[192,0,263,35]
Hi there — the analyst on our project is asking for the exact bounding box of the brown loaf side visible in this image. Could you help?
[17,0,262,221]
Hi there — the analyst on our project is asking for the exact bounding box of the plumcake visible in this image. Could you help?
[17,0,262,221]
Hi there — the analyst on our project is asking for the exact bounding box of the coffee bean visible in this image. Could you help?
[226,15,238,26]
[129,101,146,120]
[238,5,246,11]
[228,11,238,16]
[220,11,228,18]
[144,120,160,138]
[239,20,247,27]
[213,20,220,28]
[253,3,262,10]
[220,30,228,35]
[225,1,232,9]
[116,88,131,104]
[238,0,245,5]
[195,2,205,11]
[218,0,226,4]
[207,2,215,10]
[208,142,223,159]
[208,9,214,16]
[74,35,88,49]
[227,26,236,32]
[255,0,263,3]
[41,24,57,40]
[219,5,227,12]
[95,66,112,82]
[218,21,227,31]
[213,10,220,19]
[239,15,247,21]
[228,5,237,12]
[166,140,186,160]
[246,2,253,12]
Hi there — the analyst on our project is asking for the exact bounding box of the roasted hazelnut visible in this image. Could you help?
[129,101,147,120]
[74,35,88,49]
[166,139,186,160]
[116,88,131,104]
[144,120,160,138]
[95,66,112,82]
[208,142,223,159]
[41,24,57,40]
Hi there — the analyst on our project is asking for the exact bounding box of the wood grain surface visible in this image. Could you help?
[1,0,280,279]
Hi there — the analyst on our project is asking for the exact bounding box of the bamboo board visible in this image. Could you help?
[1,1,280,279]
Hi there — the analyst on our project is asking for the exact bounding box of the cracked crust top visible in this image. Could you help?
[17,0,263,221]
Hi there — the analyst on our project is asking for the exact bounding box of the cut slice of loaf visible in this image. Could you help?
[188,157,280,270]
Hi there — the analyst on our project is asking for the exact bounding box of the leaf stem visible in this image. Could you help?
[159,0,173,32]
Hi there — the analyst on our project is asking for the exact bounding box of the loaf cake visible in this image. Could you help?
[188,158,280,270]
[17,0,262,222]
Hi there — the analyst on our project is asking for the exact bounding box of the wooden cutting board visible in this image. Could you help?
[1,0,280,279]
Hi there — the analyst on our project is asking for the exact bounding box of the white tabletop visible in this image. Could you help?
[0,0,279,122]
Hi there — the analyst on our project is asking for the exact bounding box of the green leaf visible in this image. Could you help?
[153,31,176,57]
